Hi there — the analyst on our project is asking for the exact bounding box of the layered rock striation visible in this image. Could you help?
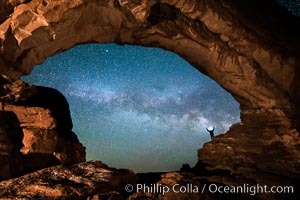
[0,0,300,197]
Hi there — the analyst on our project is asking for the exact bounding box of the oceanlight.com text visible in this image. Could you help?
[125,183,294,196]
[208,184,294,196]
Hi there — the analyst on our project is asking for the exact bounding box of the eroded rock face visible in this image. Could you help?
[198,121,300,185]
[0,77,85,180]
[0,0,299,193]
[0,160,138,199]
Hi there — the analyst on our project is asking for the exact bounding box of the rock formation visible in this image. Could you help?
[0,0,300,199]
[0,160,138,199]
[0,77,85,179]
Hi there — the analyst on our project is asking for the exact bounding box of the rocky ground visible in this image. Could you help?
[0,160,298,200]
[0,160,138,200]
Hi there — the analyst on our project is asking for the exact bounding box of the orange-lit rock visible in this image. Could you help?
[0,160,138,199]
[0,78,85,179]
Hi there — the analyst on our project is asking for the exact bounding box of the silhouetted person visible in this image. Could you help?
[206,127,215,139]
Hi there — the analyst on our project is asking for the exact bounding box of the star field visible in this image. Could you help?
[276,0,300,16]
[22,44,240,172]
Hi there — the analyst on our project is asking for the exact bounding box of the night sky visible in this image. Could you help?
[22,44,240,172]
[276,0,300,16]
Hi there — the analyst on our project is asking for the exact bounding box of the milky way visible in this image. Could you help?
[22,44,240,172]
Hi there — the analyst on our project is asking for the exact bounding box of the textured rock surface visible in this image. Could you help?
[0,0,299,195]
[0,77,85,180]
[198,121,300,185]
[0,160,138,199]
[0,165,297,200]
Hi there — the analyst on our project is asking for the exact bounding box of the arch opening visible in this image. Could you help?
[21,43,240,173]
[0,0,299,188]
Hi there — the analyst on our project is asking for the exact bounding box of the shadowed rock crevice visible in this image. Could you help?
[148,3,179,25]
[14,86,78,142]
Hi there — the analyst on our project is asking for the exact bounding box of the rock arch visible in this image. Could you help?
[0,0,300,185]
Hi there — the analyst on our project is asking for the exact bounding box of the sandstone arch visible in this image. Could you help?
[0,0,300,186]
